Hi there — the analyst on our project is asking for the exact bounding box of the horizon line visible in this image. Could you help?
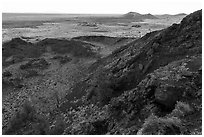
[2,11,190,16]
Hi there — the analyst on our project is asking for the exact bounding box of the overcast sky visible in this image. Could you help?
[1,0,202,14]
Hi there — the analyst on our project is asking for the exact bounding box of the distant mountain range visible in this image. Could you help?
[123,12,187,19]
[122,12,158,19]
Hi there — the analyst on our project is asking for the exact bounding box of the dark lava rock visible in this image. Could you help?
[132,24,141,28]
[20,58,50,70]
[3,71,12,77]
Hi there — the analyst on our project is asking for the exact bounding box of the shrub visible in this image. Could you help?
[64,104,108,135]
[49,116,66,135]
[137,114,182,135]
[53,90,60,108]
[25,69,39,78]
[132,24,141,28]
[20,62,32,70]
[4,101,49,135]
[2,77,23,89]
[170,101,192,118]
[31,115,49,135]
[9,77,24,88]
[52,55,63,60]
[87,71,116,106]
[5,101,36,134]
[59,56,72,64]
[3,71,12,77]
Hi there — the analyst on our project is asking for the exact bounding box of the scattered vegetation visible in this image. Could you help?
[63,104,108,135]
[4,100,50,135]
[2,10,202,135]
[137,115,182,135]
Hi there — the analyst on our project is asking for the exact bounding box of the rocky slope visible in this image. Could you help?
[2,10,202,135]
[2,35,135,134]
[2,38,99,67]
[63,10,202,135]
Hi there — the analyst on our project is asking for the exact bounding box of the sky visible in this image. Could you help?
[1,0,203,14]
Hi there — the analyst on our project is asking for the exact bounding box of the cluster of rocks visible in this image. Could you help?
[20,58,50,70]
[52,55,72,64]
[131,24,141,28]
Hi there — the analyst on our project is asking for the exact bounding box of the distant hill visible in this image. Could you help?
[123,12,142,18]
[155,13,187,18]
[123,12,158,19]
[174,13,187,16]
[142,13,158,19]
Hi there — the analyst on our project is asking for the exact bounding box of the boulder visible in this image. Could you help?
[139,64,144,71]
[154,85,183,109]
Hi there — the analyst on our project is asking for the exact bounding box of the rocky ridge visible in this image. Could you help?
[64,10,202,135]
